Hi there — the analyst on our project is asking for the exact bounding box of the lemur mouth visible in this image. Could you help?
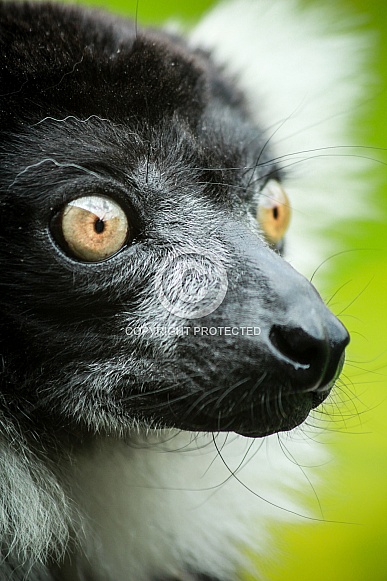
[234,389,332,438]
[222,391,326,438]
[232,342,346,438]
[157,350,346,439]
[177,350,345,439]
[166,383,333,440]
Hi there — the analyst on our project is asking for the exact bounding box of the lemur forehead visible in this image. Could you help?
[121,32,210,123]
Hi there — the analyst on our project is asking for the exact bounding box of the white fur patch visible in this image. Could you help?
[190,0,370,277]
[63,431,321,580]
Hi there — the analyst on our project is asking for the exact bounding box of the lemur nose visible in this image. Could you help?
[269,316,349,391]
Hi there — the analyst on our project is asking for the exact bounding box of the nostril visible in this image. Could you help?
[269,321,349,391]
[269,325,327,371]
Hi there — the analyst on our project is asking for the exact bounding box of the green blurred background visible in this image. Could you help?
[73,0,387,578]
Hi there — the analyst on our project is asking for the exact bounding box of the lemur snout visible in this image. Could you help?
[157,227,349,439]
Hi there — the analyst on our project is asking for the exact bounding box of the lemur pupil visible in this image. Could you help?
[94,219,105,234]
[273,207,279,220]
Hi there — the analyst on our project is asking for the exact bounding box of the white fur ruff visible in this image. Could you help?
[63,431,318,580]
[190,0,369,277]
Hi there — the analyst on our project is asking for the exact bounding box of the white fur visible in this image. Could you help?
[62,431,319,580]
[0,438,71,568]
[190,0,369,277]
[60,1,367,579]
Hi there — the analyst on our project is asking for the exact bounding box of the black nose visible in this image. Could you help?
[269,315,349,391]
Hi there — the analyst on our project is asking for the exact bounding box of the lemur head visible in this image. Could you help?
[0,3,348,441]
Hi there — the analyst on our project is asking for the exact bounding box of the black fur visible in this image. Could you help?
[0,2,349,579]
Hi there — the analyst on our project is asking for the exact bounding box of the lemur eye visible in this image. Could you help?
[257,179,291,244]
[59,195,129,262]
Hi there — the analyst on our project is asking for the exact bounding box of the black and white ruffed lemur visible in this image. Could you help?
[0,1,366,579]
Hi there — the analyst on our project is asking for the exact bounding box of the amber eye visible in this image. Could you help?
[257,180,291,244]
[59,195,129,262]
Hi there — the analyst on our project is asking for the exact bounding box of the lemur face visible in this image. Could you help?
[0,3,348,440]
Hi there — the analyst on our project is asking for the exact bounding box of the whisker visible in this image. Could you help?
[277,435,324,519]
[336,277,374,317]
[244,101,307,188]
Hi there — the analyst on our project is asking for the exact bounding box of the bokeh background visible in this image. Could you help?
[69,0,387,578]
